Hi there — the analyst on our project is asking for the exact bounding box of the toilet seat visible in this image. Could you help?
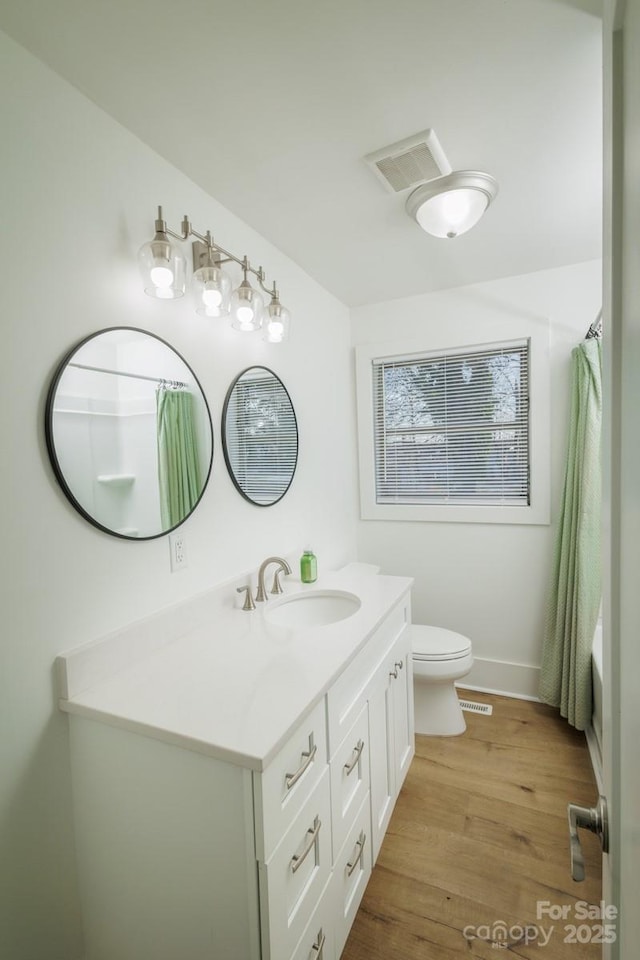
[412,625,472,662]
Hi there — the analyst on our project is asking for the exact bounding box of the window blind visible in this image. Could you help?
[372,340,530,506]
[224,373,298,505]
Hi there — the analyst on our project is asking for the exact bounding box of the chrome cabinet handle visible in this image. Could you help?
[346,830,366,877]
[390,659,404,679]
[311,928,326,958]
[567,796,609,882]
[291,816,321,874]
[285,735,317,790]
[344,739,365,776]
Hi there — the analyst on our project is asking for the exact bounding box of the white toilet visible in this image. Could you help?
[412,625,473,736]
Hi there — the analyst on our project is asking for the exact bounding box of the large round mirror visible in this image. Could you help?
[222,366,298,506]
[45,327,213,539]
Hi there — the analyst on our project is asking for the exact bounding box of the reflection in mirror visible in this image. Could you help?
[46,327,213,539]
[222,366,298,506]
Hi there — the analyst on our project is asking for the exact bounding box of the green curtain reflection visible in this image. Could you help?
[156,387,202,530]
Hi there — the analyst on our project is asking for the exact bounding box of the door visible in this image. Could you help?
[602,1,640,955]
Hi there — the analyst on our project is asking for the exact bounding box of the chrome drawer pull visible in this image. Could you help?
[346,830,366,877]
[389,667,398,679]
[291,816,321,874]
[394,660,404,671]
[285,735,317,790]
[343,739,365,776]
[311,927,326,958]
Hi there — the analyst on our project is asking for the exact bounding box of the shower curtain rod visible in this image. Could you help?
[585,309,603,340]
[68,361,187,388]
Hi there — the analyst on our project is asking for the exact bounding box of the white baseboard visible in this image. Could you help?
[456,656,541,701]
[458,659,603,791]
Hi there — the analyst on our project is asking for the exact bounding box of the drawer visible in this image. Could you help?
[288,876,336,960]
[254,697,328,861]
[260,767,332,960]
[329,705,369,861]
[327,596,410,756]
[333,792,372,958]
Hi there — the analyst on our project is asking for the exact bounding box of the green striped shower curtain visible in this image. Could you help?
[156,387,202,530]
[539,338,602,730]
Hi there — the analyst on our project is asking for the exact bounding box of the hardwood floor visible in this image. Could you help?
[342,690,604,959]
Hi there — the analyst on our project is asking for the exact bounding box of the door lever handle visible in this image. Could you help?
[567,796,608,882]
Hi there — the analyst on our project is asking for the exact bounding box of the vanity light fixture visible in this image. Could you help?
[263,290,291,344]
[230,259,264,332]
[405,170,499,239]
[138,210,187,299]
[191,241,232,319]
[138,207,291,340]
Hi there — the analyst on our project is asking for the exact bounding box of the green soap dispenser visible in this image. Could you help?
[300,548,318,584]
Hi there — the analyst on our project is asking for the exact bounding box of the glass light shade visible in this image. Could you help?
[263,300,290,343]
[406,171,498,239]
[138,236,186,299]
[415,188,488,238]
[192,264,232,318]
[230,279,264,332]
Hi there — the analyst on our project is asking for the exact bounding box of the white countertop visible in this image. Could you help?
[57,565,413,771]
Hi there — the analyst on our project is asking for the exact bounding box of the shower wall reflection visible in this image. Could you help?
[46,328,213,539]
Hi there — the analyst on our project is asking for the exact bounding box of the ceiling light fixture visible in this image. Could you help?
[138,207,291,340]
[405,170,499,239]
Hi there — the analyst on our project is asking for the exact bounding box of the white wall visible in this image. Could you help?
[0,32,358,960]
[351,260,601,696]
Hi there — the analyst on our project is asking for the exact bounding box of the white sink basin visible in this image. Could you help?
[264,590,361,628]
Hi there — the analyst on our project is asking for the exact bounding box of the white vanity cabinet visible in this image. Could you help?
[60,579,413,960]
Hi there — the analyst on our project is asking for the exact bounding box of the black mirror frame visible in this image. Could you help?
[221,365,299,507]
[45,326,214,541]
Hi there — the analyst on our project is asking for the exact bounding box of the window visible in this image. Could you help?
[356,330,549,525]
[373,340,530,506]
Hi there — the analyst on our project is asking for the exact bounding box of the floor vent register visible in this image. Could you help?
[458,699,493,716]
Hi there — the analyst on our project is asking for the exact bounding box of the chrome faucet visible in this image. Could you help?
[256,556,292,602]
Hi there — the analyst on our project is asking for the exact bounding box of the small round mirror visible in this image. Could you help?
[222,366,298,506]
[45,327,213,539]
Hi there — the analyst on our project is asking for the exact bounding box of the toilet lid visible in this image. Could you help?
[412,625,472,661]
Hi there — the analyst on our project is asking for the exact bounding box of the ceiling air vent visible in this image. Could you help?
[364,129,452,194]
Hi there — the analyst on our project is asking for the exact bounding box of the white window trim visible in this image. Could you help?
[355,322,550,525]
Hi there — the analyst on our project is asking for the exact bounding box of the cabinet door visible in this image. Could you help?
[367,627,415,865]
[367,666,395,865]
[391,627,414,791]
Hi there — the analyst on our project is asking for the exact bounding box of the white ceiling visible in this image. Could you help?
[0,0,602,307]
